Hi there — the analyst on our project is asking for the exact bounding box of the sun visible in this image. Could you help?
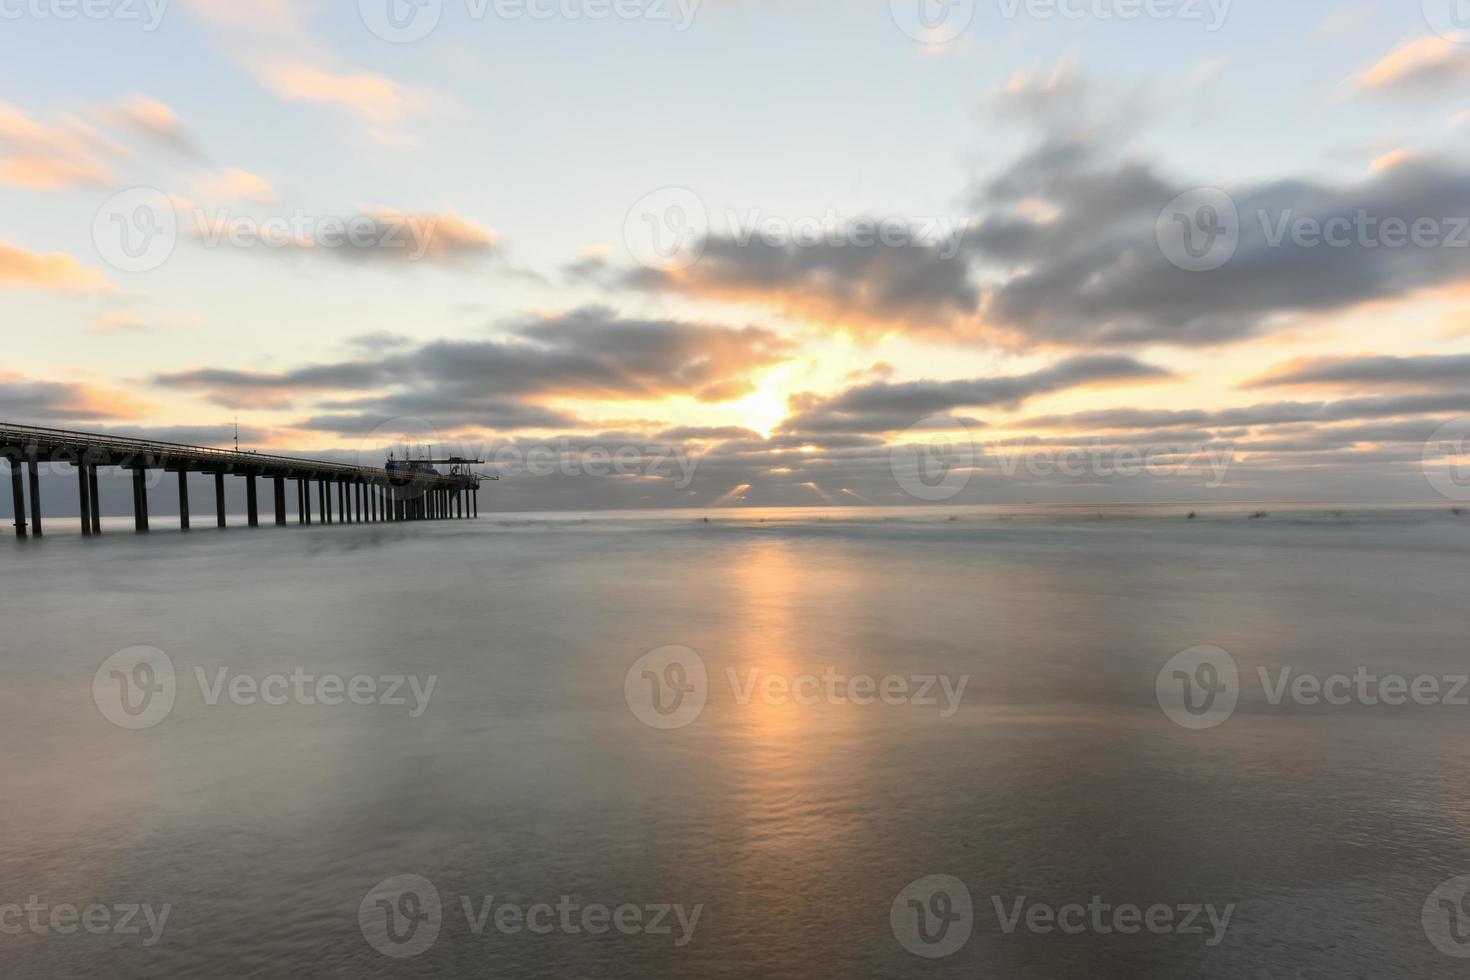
[732,384,790,438]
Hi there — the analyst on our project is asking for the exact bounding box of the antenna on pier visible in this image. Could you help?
[233,417,239,453]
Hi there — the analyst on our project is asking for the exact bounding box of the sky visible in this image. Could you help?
[3,0,1470,509]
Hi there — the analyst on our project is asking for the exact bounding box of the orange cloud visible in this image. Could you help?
[194,167,277,203]
[1370,148,1416,172]
[1357,37,1470,93]
[89,312,148,333]
[0,101,125,191]
[261,64,415,125]
[99,94,201,157]
[0,241,111,292]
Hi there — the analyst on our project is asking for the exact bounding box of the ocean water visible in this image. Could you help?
[1,506,1468,978]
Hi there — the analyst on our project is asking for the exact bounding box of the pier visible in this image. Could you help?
[1,423,484,538]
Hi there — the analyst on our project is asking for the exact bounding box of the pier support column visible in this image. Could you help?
[317,480,326,523]
[246,474,259,527]
[10,457,26,538]
[178,471,190,530]
[473,488,478,518]
[88,465,101,533]
[215,473,226,527]
[26,454,42,537]
[274,476,286,526]
[132,467,149,532]
[77,461,92,536]
[298,480,307,525]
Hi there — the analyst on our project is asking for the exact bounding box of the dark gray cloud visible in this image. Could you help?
[619,230,979,339]
[1246,354,1470,389]
[657,425,764,443]
[596,77,1470,351]
[157,306,795,429]
[0,380,129,422]
[780,355,1170,436]
[970,152,1470,347]
[1021,392,1470,431]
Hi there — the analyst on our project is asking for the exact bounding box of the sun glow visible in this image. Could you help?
[732,383,791,438]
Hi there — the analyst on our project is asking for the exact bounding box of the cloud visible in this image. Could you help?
[621,230,980,341]
[1245,354,1470,389]
[180,0,427,142]
[89,312,149,333]
[597,64,1470,352]
[194,167,277,204]
[0,374,149,422]
[1356,37,1470,95]
[156,307,796,422]
[0,241,111,292]
[0,100,125,191]
[260,63,418,126]
[99,95,202,158]
[292,400,579,437]
[967,149,1470,347]
[780,355,1170,436]
[1020,392,1470,431]
[188,207,499,266]
[657,425,765,443]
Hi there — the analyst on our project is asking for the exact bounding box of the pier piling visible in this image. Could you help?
[246,474,259,527]
[178,470,190,530]
[88,464,100,533]
[77,461,91,536]
[27,455,42,537]
[10,457,26,538]
[131,466,149,532]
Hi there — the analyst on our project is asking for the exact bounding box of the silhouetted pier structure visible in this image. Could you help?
[1,423,483,538]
